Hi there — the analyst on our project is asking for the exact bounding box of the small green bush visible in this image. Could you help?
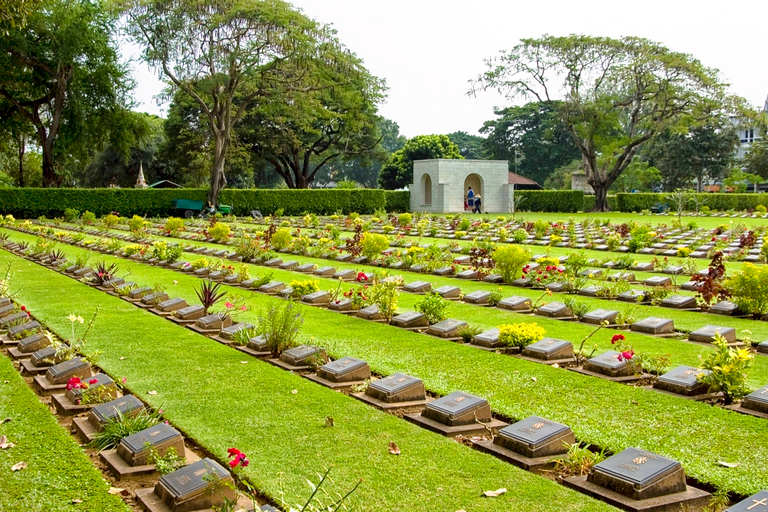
[81,210,96,224]
[63,208,80,222]
[165,217,185,234]
[727,263,768,317]
[102,214,119,229]
[493,245,532,284]
[398,213,412,226]
[289,279,319,298]
[698,333,754,404]
[361,232,389,261]
[271,228,292,250]
[498,322,546,348]
[414,293,449,324]
[207,222,231,242]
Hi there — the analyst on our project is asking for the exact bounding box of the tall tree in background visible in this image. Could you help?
[241,51,385,189]
[471,35,748,210]
[446,131,487,159]
[480,101,579,185]
[648,123,738,191]
[743,138,768,180]
[122,0,378,203]
[378,134,462,190]
[0,0,131,186]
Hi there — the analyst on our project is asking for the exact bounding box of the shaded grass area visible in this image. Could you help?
[0,354,130,512]
[1,253,618,512]
[5,238,768,496]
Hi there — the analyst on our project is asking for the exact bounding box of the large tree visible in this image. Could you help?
[743,137,768,180]
[378,134,462,190]
[0,0,130,186]
[480,101,580,185]
[122,0,373,203]
[471,35,748,211]
[241,52,385,189]
[648,123,738,191]
[446,131,487,160]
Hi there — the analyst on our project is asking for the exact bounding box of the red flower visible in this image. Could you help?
[88,378,98,385]
[228,447,248,468]
[618,350,634,362]
[611,334,626,344]
[20,306,26,312]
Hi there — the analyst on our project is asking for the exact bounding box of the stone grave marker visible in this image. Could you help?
[0,311,29,327]
[316,357,370,383]
[302,290,330,305]
[409,263,427,273]
[583,351,636,377]
[434,285,461,299]
[577,285,606,297]
[351,256,368,264]
[30,346,57,368]
[219,323,253,341]
[156,298,188,313]
[497,296,532,311]
[740,385,768,415]
[403,281,431,293]
[45,357,91,385]
[463,290,491,305]
[587,447,687,500]
[328,298,353,312]
[662,265,686,275]
[631,262,654,272]
[279,261,298,270]
[335,253,352,262]
[427,319,467,338]
[759,341,768,355]
[313,266,336,277]
[150,458,236,511]
[64,373,117,404]
[535,302,572,318]
[141,292,170,306]
[456,269,479,280]
[617,289,646,303]
[708,301,740,316]
[421,391,491,426]
[483,273,504,283]
[660,295,697,310]
[8,320,40,339]
[654,366,710,396]
[296,263,316,273]
[195,314,232,331]
[278,287,294,298]
[494,416,575,458]
[128,286,153,300]
[582,309,619,325]
[724,491,768,512]
[391,311,429,329]
[17,332,48,353]
[88,395,144,431]
[579,268,603,277]
[689,325,736,344]
[471,328,501,348]
[432,266,454,276]
[279,345,326,367]
[0,304,14,318]
[631,317,674,335]
[264,257,283,267]
[259,281,285,294]
[357,304,384,321]
[174,305,206,321]
[511,277,531,287]
[116,423,185,467]
[522,337,574,361]
[333,269,356,281]
[643,276,672,287]
[607,272,636,282]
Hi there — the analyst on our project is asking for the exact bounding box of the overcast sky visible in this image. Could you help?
[125,0,768,138]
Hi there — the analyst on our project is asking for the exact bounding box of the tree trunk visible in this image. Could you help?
[207,133,228,206]
[590,184,611,212]
[41,136,56,187]
[17,135,25,187]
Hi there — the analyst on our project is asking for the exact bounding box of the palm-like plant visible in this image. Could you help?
[93,261,118,286]
[196,279,227,314]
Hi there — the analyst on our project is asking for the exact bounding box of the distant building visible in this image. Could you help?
[735,94,768,160]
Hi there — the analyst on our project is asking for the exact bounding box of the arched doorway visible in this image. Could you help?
[464,173,482,209]
[421,174,432,205]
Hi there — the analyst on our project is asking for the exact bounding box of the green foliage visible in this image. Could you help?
[81,210,96,224]
[493,244,532,283]
[498,322,545,347]
[102,213,119,229]
[398,212,412,226]
[698,333,754,404]
[617,192,768,212]
[207,222,231,242]
[378,134,463,189]
[146,445,186,475]
[726,263,768,317]
[414,292,449,324]
[551,443,607,478]
[63,208,80,222]
[128,215,146,234]
[368,275,403,322]
[90,408,161,451]
[165,217,184,234]
[361,232,389,261]
[290,280,320,298]
[516,191,584,213]
[271,228,292,250]
[256,300,304,357]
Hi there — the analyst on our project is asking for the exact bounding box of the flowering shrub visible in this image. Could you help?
[227,448,250,468]
[102,214,119,230]
[493,245,531,284]
[727,263,768,317]
[81,211,96,224]
[208,222,231,242]
[128,215,146,238]
[498,322,545,348]
[414,293,449,324]
[342,287,371,310]
[361,232,389,261]
[398,213,412,227]
[164,217,185,235]
[698,333,754,404]
[289,280,320,298]
[368,275,403,322]
[270,228,292,250]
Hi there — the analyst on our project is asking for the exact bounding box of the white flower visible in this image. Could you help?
[76,316,84,324]
[67,313,77,323]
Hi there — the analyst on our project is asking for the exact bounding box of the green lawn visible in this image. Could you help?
[0,353,131,512]
[3,235,768,497]
[0,251,618,512]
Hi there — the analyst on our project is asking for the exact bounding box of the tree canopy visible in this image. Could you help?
[471,34,751,210]
[378,134,463,190]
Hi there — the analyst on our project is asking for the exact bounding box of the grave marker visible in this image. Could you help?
[654,366,710,396]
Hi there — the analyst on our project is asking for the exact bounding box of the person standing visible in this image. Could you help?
[467,187,474,211]
[472,194,482,214]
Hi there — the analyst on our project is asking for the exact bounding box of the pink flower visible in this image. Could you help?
[225,302,234,309]
[122,377,127,384]
[88,379,98,385]
[239,305,247,312]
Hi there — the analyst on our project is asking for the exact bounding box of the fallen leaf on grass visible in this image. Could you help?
[631,400,639,406]
[483,488,507,497]
[3,380,8,383]
[388,441,400,455]
[119,357,126,361]
[324,416,334,427]
[240,361,248,364]
[0,435,15,449]
[290,389,298,395]
[147,390,157,395]
[108,487,129,496]
[717,461,739,468]
[71,499,83,504]
[11,461,27,471]
[531,377,537,382]
[1,417,11,424]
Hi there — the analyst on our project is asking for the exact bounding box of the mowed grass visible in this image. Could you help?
[5,238,768,497]
[0,252,618,512]
[0,354,131,512]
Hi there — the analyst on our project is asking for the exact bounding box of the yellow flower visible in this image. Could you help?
[67,313,77,323]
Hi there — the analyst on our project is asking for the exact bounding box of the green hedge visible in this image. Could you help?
[617,193,768,212]
[385,191,410,213]
[0,188,395,218]
[517,190,584,212]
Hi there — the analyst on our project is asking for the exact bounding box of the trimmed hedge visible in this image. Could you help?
[0,188,397,218]
[617,192,768,213]
[385,191,410,213]
[517,190,584,212]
